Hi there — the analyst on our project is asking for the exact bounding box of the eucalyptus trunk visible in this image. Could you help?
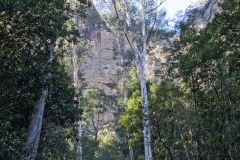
[25,39,56,160]
[131,8,153,160]
[128,1,153,159]
[76,119,83,160]
[140,1,152,159]
[71,43,83,160]
[112,0,153,159]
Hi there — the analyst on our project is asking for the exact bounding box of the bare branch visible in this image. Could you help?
[146,13,157,43]
[111,0,133,49]
[146,0,166,14]
[112,0,142,68]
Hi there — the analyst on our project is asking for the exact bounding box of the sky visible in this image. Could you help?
[161,0,197,19]
[93,0,199,20]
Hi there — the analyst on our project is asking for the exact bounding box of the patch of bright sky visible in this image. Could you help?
[162,0,197,19]
[93,0,197,20]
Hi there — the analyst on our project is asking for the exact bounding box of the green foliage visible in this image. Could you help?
[119,80,188,160]
[81,135,98,160]
[168,0,240,158]
[80,89,108,159]
[0,0,89,159]
[95,129,126,160]
[81,89,127,160]
[118,3,240,157]
[81,89,108,128]
[37,122,76,160]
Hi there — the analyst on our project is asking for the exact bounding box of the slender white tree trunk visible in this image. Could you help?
[26,39,56,160]
[129,145,134,160]
[139,70,153,160]
[112,0,153,159]
[130,2,153,159]
[127,132,134,160]
[71,43,83,160]
[132,40,152,160]
[76,119,83,160]
[140,1,153,159]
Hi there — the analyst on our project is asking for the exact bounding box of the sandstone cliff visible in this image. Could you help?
[79,0,224,124]
[80,5,122,95]
[80,0,223,94]
[194,0,224,28]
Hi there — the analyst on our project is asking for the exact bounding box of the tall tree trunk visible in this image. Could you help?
[71,43,83,160]
[191,76,203,160]
[216,61,233,160]
[127,132,134,160]
[128,2,153,160]
[132,39,152,160]
[129,144,134,160]
[140,1,153,159]
[26,89,48,160]
[181,134,191,160]
[25,39,56,160]
[76,119,83,160]
[112,0,153,159]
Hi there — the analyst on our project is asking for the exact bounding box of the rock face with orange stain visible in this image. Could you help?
[80,0,222,94]
[80,5,171,95]
[79,6,123,124]
[80,6,122,95]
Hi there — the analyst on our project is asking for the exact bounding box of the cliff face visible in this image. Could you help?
[80,0,223,94]
[194,0,224,28]
[79,0,223,123]
[80,6,122,95]
[80,5,170,92]
[145,39,172,83]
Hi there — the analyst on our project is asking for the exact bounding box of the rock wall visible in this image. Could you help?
[80,5,122,95]
[79,0,223,124]
[80,5,171,92]
[194,0,224,28]
[145,38,172,83]
[80,0,223,94]
[79,5,129,124]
